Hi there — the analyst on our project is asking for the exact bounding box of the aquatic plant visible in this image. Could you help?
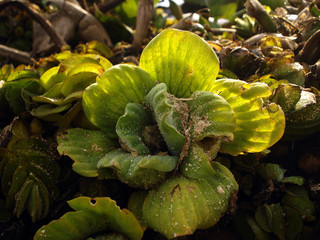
[36,28,287,239]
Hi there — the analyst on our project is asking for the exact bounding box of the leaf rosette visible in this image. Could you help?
[55,29,285,238]
[1,41,113,127]
[0,119,60,222]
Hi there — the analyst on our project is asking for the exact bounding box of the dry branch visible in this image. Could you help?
[0,44,33,65]
[132,0,154,51]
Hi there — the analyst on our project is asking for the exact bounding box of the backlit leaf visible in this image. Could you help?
[82,64,156,138]
[210,79,285,155]
[140,29,219,98]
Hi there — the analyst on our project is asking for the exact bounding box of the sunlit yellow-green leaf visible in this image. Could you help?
[210,79,285,155]
[139,29,219,98]
[82,64,156,138]
[39,66,66,91]
[60,72,98,97]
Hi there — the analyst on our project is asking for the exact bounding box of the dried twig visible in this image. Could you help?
[0,0,68,50]
[132,0,154,51]
[0,44,33,65]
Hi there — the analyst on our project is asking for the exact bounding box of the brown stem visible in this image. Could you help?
[0,0,68,50]
[88,0,125,14]
[296,29,320,65]
[245,0,277,33]
[0,44,33,65]
[132,0,154,51]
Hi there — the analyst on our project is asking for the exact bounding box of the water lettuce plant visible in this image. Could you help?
[0,41,112,128]
[37,29,285,239]
[0,118,60,223]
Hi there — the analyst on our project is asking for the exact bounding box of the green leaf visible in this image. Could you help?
[206,0,238,20]
[57,128,117,178]
[281,176,305,186]
[85,41,113,58]
[283,205,303,240]
[234,211,272,240]
[180,143,218,179]
[269,204,286,240]
[188,91,235,142]
[97,149,178,189]
[113,0,139,26]
[34,197,144,240]
[60,56,103,75]
[128,191,148,229]
[31,103,72,120]
[39,66,66,91]
[7,69,40,82]
[4,78,43,114]
[94,10,133,43]
[116,103,153,155]
[32,82,65,105]
[60,72,98,97]
[256,163,286,182]
[80,54,113,70]
[139,29,220,98]
[210,79,285,155]
[66,63,104,77]
[142,162,238,239]
[82,64,156,138]
[272,84,301,113]
[144,83,185,155]
[255,204,273,232]
[284,87,320,139]
[282,193,315,221]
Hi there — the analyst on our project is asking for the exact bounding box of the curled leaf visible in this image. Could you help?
[34,197,143,240]
[144,83,185,155]
[116,103,153,155]
[97,149,178,189]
